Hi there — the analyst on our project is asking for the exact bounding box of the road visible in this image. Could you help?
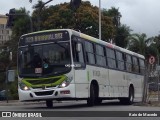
[0,100,159,120]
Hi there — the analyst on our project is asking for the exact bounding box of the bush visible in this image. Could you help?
[8,78,18,100]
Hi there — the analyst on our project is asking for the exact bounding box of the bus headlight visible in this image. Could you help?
[58,76,73,88]
[19,82,30,91]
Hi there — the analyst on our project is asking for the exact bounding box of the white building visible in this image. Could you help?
[0,14,12,46]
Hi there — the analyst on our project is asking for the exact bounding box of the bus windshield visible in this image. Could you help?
[18,42,71,77]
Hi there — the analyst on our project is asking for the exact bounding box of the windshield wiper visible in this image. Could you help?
[54,42,68,50]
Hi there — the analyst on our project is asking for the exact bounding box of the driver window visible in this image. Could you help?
[72,36,85,63]
[77,42,84,63]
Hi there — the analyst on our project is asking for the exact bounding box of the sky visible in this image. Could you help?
[1,0,160,37]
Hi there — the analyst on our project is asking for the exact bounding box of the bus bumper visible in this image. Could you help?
[18,84,75,101]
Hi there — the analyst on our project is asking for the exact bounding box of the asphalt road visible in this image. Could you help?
[0,100,159,120]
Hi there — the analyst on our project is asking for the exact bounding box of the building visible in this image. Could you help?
[0,14,12,46]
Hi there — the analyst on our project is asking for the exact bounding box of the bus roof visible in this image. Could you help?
[71,30,145,59]
[21,29,145,59]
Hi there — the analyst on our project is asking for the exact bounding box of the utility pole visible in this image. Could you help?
[99,0,101,40]
[157,54,160,101]
[5,51,12,103]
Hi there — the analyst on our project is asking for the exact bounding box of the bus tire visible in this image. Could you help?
[119,87,134,105]
[126,87,134,105]
[87,84,95,106]
[46,100,53,108]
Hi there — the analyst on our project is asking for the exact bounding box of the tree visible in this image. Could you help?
[103,7,121,27]
[1,8,31,67]
[127,33,147,55]
[32,1,115,41]
[115,25,132,48]
[127,33,158,61]
[32,0,46,31]
[103,7,132,47]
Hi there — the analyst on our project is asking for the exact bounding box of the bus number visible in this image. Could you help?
[93,70,100,77]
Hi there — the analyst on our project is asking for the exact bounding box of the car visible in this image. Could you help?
[0,90,6,101]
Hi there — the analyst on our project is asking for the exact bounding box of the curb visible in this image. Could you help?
[0,100,45,106]
[0,100,64,106]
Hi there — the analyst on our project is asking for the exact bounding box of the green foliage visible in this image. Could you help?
[115,25,132,48]
[128,33,147,55]
[127,33,158,61]
[12,7,31,37]
[32,1,115,41]
[8,78,18,100]
[0,51,10,67]
[0,72,5,90]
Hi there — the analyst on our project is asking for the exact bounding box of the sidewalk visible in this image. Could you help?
[134,101,160,107]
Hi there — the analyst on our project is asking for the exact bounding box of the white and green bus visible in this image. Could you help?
[18,29,145,107]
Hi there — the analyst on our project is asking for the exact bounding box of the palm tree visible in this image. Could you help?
[127,33,158,62]
[127,33,148,55]
[115,24,132,48]
[103,7,121,27]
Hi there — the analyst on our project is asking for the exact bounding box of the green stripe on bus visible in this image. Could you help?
[22,75,67,88]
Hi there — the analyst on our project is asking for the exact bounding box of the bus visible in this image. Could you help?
[18,29,145,107]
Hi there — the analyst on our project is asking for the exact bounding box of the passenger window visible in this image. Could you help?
[139,59,145,74]
[85,41,95,64]
[96,45,106,66]
[132,57,140,73]
[106,48,116,68]
[126,54,132,72]
[116,51,125,70]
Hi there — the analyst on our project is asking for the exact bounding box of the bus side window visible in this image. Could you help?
[132,56,139,73]
[106,48,116,69]
[77,42,85,63]
[72,41,78,62]
[126,54,132,72]
[139,59,145,74]
[95,44,106,66]
[116,51,125,70]
[85,41,95,64]
[72,37,85,64]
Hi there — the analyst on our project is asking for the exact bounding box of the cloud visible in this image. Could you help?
[115,0,160,37]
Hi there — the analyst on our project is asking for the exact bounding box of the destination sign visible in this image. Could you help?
[25,33,63,43]
[19,31,69,46]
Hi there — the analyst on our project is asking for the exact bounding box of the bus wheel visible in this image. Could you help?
[126,87,134,105]
[87,84,95,106]
[46,100,53,108]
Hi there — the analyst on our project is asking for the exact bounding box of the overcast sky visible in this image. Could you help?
[1,0,160,37]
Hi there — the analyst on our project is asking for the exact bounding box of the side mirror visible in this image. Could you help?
[76,43,81,52]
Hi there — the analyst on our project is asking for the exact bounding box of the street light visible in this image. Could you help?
[99,0,101,40]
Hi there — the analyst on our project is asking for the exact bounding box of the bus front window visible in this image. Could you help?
[18,42,71,77]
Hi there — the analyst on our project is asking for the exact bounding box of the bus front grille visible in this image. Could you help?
[22,75,67,89]
[34,90,54,96]
[32,86,56,89]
